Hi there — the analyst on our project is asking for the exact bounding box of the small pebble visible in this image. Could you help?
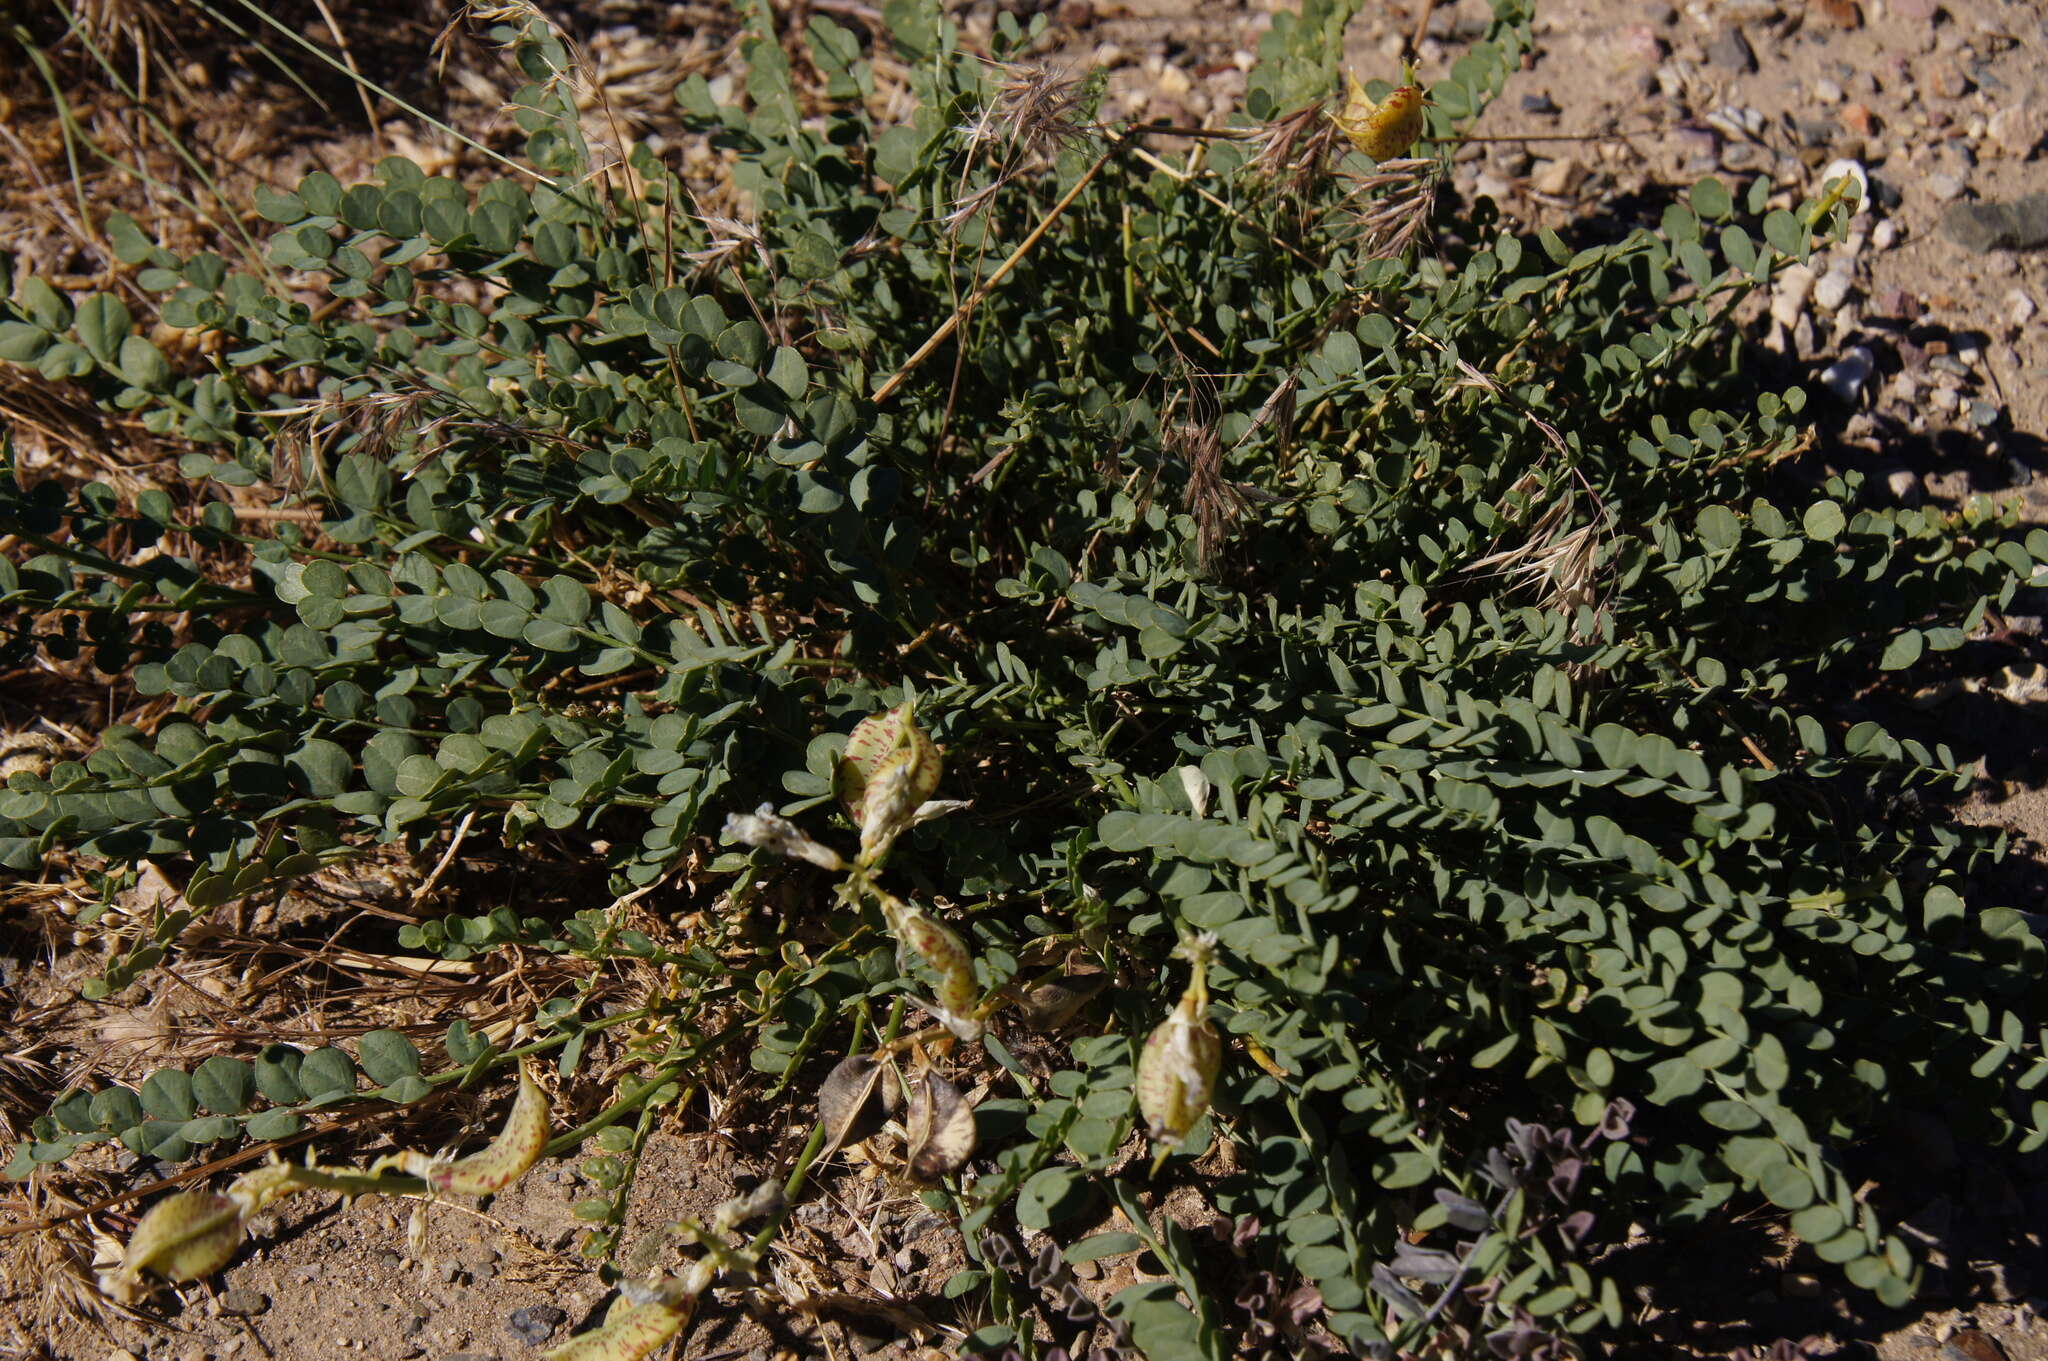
[219,1288,269,1317]
[1820,346,1875,402]
[1705,105,1766,140]
[1924,172,1968,203]
[1926,60,1973,100]
[1872,218,1901,250]
[1673,125,1719,162]
[1792,116,1837,148]
[1530,157,1587,196]
[2007,289,2038,326]
[1706,27,1756,73]
[506,1305,567,1345]
[1872,285,1922,320]
[1986,105,2043,160]
[1618,24,1665,65]
[1815,270,1854,311]
[1520,92,1560,116]
[1813,77,1844,105]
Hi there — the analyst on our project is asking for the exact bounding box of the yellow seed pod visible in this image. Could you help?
[885,895,984,1040]
[434,1060,550,1196]
[1136,936,1222,1147]
[121,1190,245,1287]
[1332,67,1428,161]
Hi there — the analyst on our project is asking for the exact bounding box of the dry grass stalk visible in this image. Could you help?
[1466,478,1606,637]
[1336,157,1440,258]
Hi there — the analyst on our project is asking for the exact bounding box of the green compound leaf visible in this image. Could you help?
[191,1057,254,1116]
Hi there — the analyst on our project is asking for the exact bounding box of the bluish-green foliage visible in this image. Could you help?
[3,1,2045,1353]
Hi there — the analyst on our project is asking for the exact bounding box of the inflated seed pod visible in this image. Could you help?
[1331,66,1428,161]
[835,703,943,863]
[433,1060,549,1195]
[1136,935,1222,1147]
[885,895,983,1040]
[120,1190,245,1287]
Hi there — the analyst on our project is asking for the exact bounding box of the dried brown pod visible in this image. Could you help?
[902,1069,977,1184]
[817,1054,890,1153]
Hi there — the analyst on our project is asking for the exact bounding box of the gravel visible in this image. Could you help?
[218,1288,269,1317]
[1820,346,1876,403]
[1705,27,1757,73]
[505,1305,567,1345]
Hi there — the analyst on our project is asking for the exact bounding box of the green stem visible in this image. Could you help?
[744,1120,830,1258]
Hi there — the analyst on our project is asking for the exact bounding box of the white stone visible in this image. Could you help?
[1530,157,1587,196]
[2008,288,2038,326]
[1814,269,1854,311]
[1771,264,1816,330]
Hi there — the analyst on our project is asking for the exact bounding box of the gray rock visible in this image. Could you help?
[1924,172,1969,203]
[1792,116,1837,148]
[1814,270,1854,311]
[1940,194,2048,253]
[506,1305,567,1345]
[1819,346,1875,402]
[219,1288,268,1317]
[1706,27,1756,73]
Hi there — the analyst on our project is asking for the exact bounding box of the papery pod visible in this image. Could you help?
[833,703,915,820]
[817,1054,889,1153]
[1136,938,1223,1146]
[1331,68,1427,160]
[903,1069,977,1184]
[542,1291,690,1361]
[835,704,942,858]
[120,1189,244,1286]
[434,1061,549,1195]
[886,897,982,1040]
